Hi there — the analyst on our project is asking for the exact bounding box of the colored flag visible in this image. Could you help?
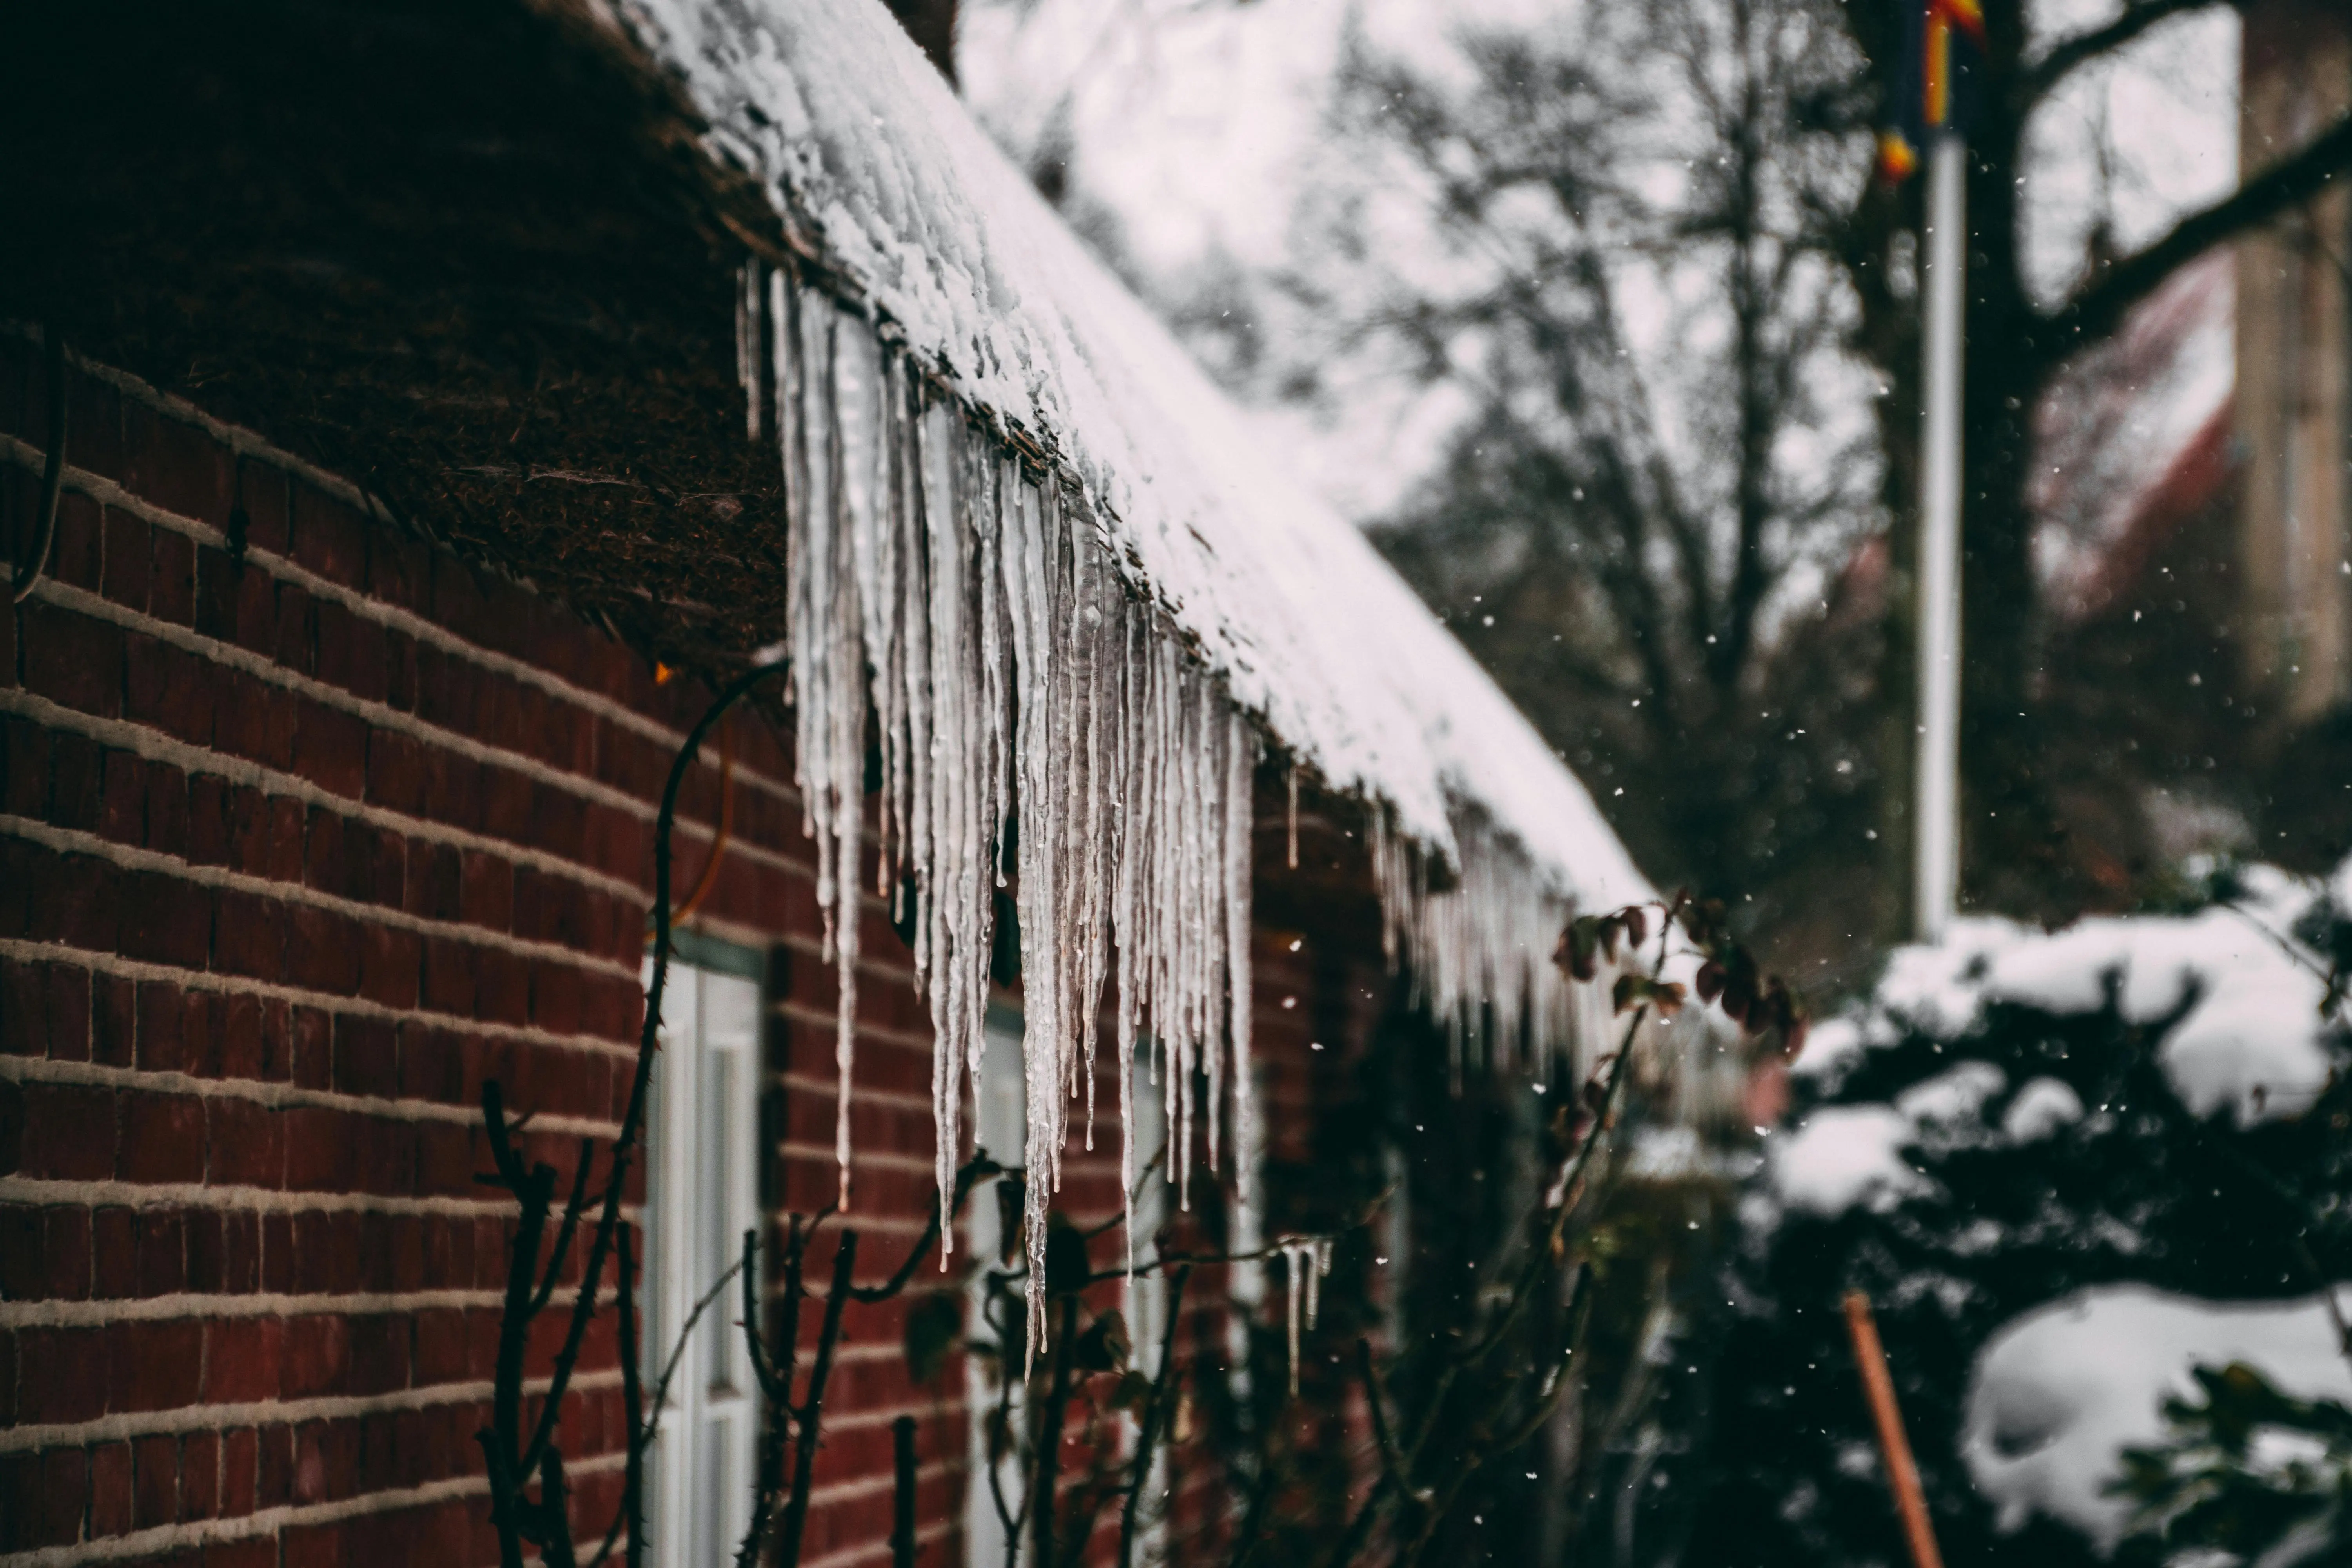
[1878,0,1987,183]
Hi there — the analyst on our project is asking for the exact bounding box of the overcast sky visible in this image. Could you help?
[959,0,2242,520]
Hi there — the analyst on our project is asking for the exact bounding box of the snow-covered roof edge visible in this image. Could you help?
[615,0,1648,915]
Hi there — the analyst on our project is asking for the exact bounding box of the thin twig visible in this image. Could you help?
[778,1230,860,1568]
[1117,1264,1193,1568]
[891,1414,920,1568]
[11,324,65,605]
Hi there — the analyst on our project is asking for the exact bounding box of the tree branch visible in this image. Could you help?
[2017,0,2223,115]
[2040,113,2352,363]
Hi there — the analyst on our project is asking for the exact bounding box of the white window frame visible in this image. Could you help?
[642,950,764,1568]
[963,1013,1172,1566]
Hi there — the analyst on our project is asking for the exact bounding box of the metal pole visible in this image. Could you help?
[1913,134,1966,943]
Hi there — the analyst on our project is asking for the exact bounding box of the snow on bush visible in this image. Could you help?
[1676,862,2352,1568]
[1963,1283,2352,1550]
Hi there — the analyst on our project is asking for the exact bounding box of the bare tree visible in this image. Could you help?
[1289,0,1884,962]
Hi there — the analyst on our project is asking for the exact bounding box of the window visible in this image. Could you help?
[642,944,765,1567]
[964,1011,1171,1566]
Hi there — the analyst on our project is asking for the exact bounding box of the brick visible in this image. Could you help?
[314,601,390,706]
[217,990,263,1080]
[111,1317,203,1413]
[368,534,428,616]
[285,904,361,996]
[421,936,474,1015]
[291,485,367,589]
[259,997,294,1081]
[408,841,461,921]
[207,1537,276,1568]
[270,579,314,677]
[89,973,133,1072]
[283,1314,350,1398]
[207,1096,281,1189]
[44,1204,92,1298]
[181,1430,220,1521]
[221,1210,260,1293]
[124,631,213,746]
[101,505,152,612]
[290,1006,331,1089]
[89,1439,134,1537]
[290,699,368,799]
[333,1016,398,1097]
[348,1314,408,1395]
[256,1423,294,1510]
[34,1447,88,1550]
[133,980,186,1072]
[16,1081,113,1180]
[92,1207,136,1297]
[204,1316,283,1403]
[234,461,290,557]
[385,628,419,711]
[118,1090,205,1182]
[264,795,305,881]
[186,1209,225,1291]
[65,373,125,485]
[303,806,349,895]
[133,1432,178,1529]
[134,1209,189,1297]
[210,889,283,981]
[472,948,529,1027]
[47,728,104,832]
[354,823,406,907]
[32,849,121,952]
[363,726,425,813]
[185,774,233,866]
[458,849,514,932]
[220,1426,258,1519]
[259,1213,294,1294]
[21,601,125,718]
[40,959,91,1061]
[101,745,146,843]
[151,521,198,625]
[16,1326,107,1423]
[282,1107,354,1192]
[142,415,234,530]
[180,987,226,1078]
[0,1206,34,1298]
[118,870,213,969]
[1,715,47,818]
[46,488,103,593]
[144,759,191,854]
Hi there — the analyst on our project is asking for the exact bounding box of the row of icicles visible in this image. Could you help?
[744,263,1600,1342]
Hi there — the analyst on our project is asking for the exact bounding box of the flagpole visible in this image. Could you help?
[1913,131,1965,943]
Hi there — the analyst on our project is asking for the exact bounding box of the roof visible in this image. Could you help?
[618,0,1648,914]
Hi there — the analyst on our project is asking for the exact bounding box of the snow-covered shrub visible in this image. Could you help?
[1678,864,2352,1568]
[2111,1352,2352,1566]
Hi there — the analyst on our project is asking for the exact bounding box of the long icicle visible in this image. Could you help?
[769,276,1595,1337]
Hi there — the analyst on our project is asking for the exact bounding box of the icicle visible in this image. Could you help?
[738,263,764,442]
[1286,763,1299,871]
[763,290,1599,1340]
[1277,1237,1334,1398]
[1226,707,1256,1204]
[781,296,867,1210]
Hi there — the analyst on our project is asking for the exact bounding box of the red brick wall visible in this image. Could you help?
[0,336,869,1566]
[0,336,1374,1567]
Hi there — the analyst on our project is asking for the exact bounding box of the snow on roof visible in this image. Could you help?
[1964,1283,2352,1550]
[2035,250,2235,622]
[620,0,1646,912]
